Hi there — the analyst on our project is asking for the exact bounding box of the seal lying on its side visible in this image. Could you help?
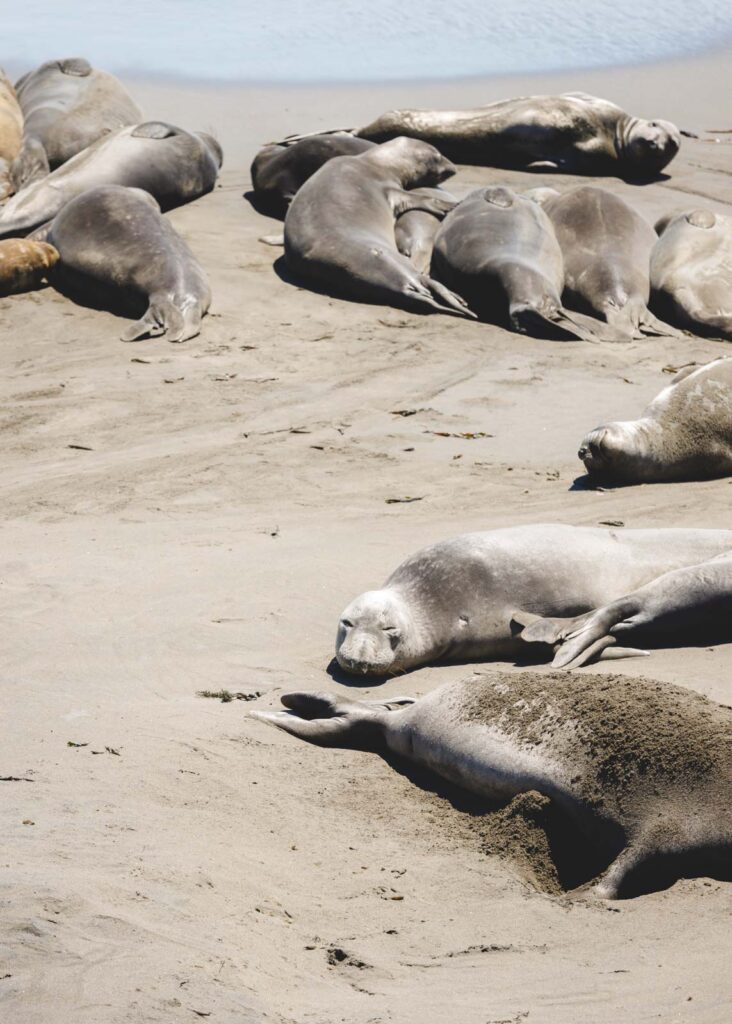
[532,185,678,339]
[250,134,375,216]
[335,524,732,675]
[288,93,681,177]
[650,209,732,338]
[0,70,22,197]
[0,122,223,239]
[579,358,732,483]
[34,185,210,342]
[284,137,474,317]
[0,238,58,294]
[431,186,600,339]
[521,551,732,669]
[10,57,142,190]
[252,671,732,899]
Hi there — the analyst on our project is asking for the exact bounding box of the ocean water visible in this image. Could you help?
[4,1,732,83]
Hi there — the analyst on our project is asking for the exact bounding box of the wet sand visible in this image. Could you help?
[1,47,731,1023]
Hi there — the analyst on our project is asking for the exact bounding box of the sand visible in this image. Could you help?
[1,45,731,1024]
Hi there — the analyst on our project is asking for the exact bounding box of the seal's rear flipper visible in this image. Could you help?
[9,137,50,192]
[249,691,393,747]
[603,303,682,340]
[511,304,601,342]
[280,128,355,146]
[406,275,477,319]
[121,299,197,343]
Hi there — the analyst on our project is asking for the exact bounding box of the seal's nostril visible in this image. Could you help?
[578,446,588,459]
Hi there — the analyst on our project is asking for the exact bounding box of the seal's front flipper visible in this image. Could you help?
[249,691,388,747]
[9,138,50,192]
[389,189,456,219]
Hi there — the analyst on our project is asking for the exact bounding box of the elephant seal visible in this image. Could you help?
[0,238,58,294]
[251,134,375,216]
[288,93,681,178]
[521,551,732,669]
[394,187,455,274]
[533,185,678,339]
[33,185,210,342]
[579,358,732,483]
[335,524,732,676]
[10,57,142,190]
[0,122,222,239]
[284,137,474,318]
[0,70,22,197]
[431,186,600,339]
[252,673,732,899]
[650,209,732,338]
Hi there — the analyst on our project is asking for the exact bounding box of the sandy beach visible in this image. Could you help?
[1,46,731,1023]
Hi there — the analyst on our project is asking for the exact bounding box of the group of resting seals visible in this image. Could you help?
[0,59,221,341]
[253,97,731,342]
[253,524,732,897]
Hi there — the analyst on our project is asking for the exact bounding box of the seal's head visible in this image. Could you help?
[336,589,412,676]
[376,137,456,189]
[622,119,680,176]
[197,132,224,169]
[578,421,650,482]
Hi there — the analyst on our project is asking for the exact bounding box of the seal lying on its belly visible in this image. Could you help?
[251,671,732,899]
[578,358,732,483]
[250,134,375,216]
[650,209,732,338]
[284,137,474,317]
[532,185,678,339]
[11,57,142,190]
[0,238,58,294]
[335,524,732,676]
[34,185,210,342]
[287,93,681,178]
[431,185,600,339]
[0,121,223,240]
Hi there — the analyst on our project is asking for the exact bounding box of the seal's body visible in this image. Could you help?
[0,238,58,294]
[0,70,22,197]
[650,210,732,338]
[251,134,375,215]
[394,187,455,274]
[537,185,677,339]
[11,57,142,190]
[336,524,732,675]
[284,137,473,317]
[431,186,599,338]
[0,122,222,239]
[252,671,732,899]
[579,358,732,483]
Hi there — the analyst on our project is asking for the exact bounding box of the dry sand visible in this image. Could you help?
[1,46,731,1024]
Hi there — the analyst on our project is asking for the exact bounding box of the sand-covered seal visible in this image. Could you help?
[284,137,474,317]
[0,69,22,197]
[251,671,732,899]
[288,93,681,178]
[10,57,142,190]
[0,122,223,239]
[533,185,678,339]
[650,209,732,338]
[34,185,210,342]
[579,358,732,483]
[431,185,600,339]
[0,238,58,294]
[394,186,456,274]
[335,524,732,676]
[251,134,375,216]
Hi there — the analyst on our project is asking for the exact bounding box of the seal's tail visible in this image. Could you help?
[249,691,414,747]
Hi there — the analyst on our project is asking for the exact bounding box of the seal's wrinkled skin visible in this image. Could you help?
[284,137,474,318]
[251,134,375,216]
[0,70,23,197]
[251,671,732,899]
[394,186,455,274]
[650,209,732,338]
[335,524,732,676]
[285,93,681,178]
[36,185,211,342]
[10,57,142,191]
[0,121,223,239]
[431,185,600,339]
[579,358,732,483]
[533,185,678,339]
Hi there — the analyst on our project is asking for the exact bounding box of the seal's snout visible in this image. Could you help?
[579,427,615,474]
